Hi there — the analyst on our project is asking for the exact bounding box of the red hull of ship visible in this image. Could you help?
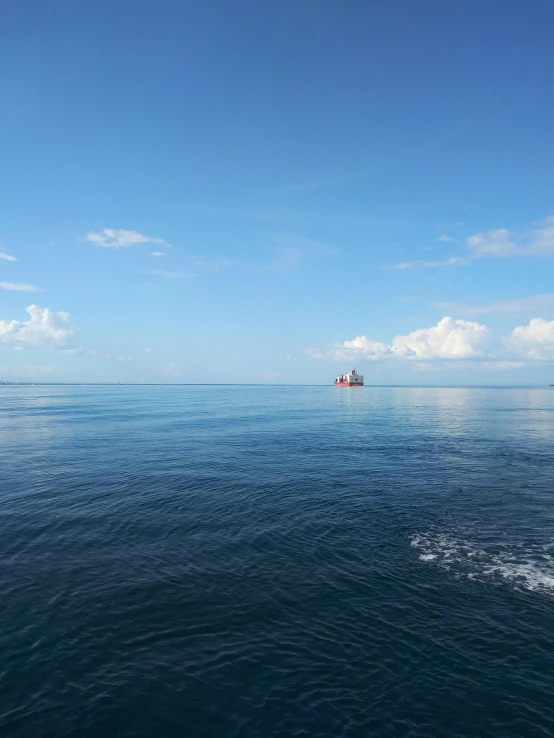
[334,381,363,387]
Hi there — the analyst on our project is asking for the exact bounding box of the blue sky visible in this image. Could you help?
[1,0,554,383]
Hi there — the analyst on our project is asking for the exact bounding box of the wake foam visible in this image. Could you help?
[410,532,554,596]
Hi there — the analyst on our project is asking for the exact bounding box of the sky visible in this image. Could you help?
[1,0,554,384]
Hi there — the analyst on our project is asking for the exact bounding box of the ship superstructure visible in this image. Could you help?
[334,369,364,387]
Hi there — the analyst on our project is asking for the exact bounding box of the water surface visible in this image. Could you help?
[1,386,553,737]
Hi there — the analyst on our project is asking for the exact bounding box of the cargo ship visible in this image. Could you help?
[334,369,364,387]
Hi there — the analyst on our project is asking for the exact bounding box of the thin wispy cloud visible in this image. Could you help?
[150,251,166,258]
[145,269,198,279]
[262,234,339,274]
[0,364,55,375]
[0,281,43,292]
[387,216,554,271]
[436,234,457,243]
[0,251,17,262]
[435,294,554,317]
[194,258,231,271]
[384,257,468,270]
[464,217,554,258]
[155,362,184,378]
[85,229,171,249]
[63,348,111,359]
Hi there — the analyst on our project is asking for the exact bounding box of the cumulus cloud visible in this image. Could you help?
[503,318,554,361]
[393,318,489,359]
[0,282,42,292]
[0,305,77,348]
[329,318,489,362]
[0,250,17,262]
[311,315,554,366]
[86,229,170,249]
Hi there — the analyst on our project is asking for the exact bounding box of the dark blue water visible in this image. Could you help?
[1,386,554,737]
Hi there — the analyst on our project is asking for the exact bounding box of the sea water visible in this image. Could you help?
[1,385,553,737]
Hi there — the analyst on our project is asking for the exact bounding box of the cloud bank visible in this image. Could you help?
[310,316,554,365]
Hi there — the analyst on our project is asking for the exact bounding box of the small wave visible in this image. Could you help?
[410,532,554,596]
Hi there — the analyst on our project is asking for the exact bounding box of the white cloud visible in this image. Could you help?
[435,294,554,317]
[117,356,132,362]
[392,317,490,359]
[145,348,152,354]
[385,257,468,270]
[86,229,170,249]
[388,216,554,271]
[0,305,77,348]
[466,217,554,258]
[0,251,17,262]
[150,251,166,257]
[311,314,554,367]
[332,318,489,362]
[466,228,519,258]
[0,282,42,292]
[503,318,554,361]
[436,234,457,243]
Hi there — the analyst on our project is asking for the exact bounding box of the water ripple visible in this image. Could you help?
[1,386,554,736]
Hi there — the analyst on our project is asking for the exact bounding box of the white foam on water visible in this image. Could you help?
[410,532,554,597]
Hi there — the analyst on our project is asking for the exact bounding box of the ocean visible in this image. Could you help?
[1,385,553,737]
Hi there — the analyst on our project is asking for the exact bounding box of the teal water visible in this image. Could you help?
[1,385,554,737]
